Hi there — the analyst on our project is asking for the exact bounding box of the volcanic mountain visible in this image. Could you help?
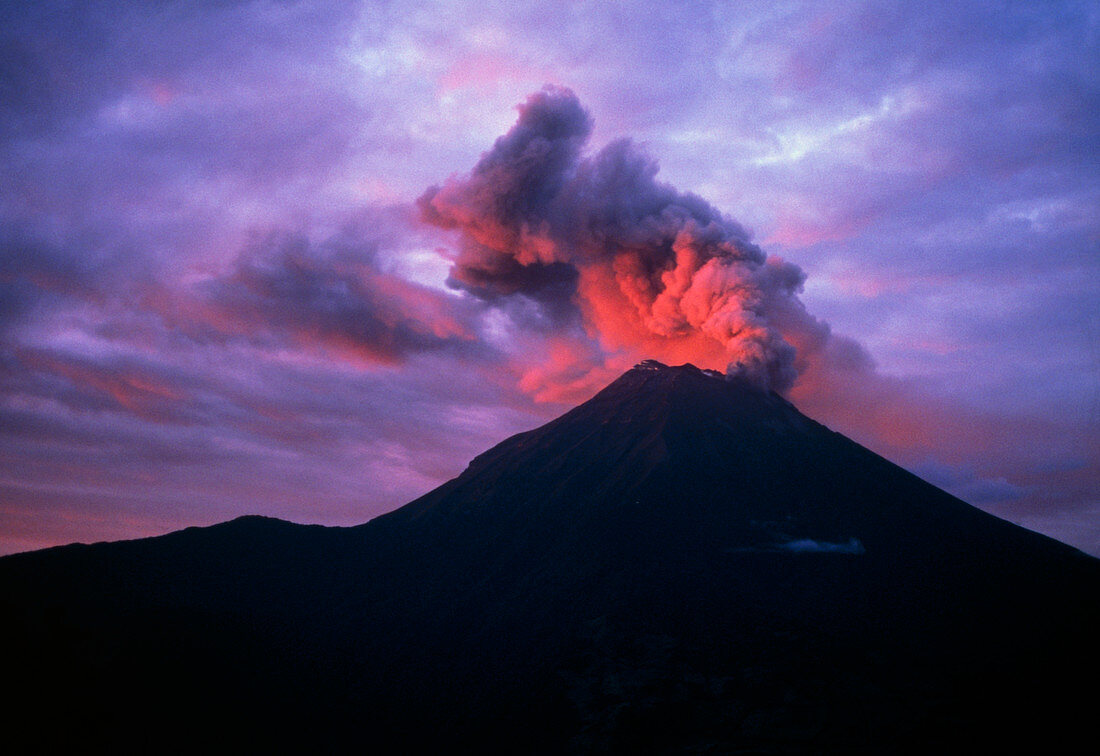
[3,361,1097,753]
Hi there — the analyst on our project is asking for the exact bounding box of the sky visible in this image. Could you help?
[1,0,1097,556]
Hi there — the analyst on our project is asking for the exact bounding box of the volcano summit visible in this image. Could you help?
[3,361,1097,753]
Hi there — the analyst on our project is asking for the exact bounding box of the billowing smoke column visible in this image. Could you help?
[420,86,821,392]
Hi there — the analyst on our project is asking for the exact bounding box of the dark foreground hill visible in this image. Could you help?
[3,361,1098,753]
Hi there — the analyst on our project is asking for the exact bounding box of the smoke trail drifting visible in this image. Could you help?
[420,86,847,391]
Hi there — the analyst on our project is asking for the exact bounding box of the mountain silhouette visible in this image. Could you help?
[3,361,1097,753]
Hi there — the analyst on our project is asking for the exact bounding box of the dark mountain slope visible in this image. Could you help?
[3,361,1097,753]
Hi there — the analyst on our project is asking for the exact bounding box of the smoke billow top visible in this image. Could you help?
[420,86,831,392]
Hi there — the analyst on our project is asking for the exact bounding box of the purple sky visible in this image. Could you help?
[2,0,1097,556]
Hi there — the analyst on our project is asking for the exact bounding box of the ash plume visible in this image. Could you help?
[419,85,841,392]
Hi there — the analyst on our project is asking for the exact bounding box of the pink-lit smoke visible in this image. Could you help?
[419,86,861,392]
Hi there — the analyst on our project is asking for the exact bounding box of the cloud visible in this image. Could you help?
[176,229,482,366]
[0,213,148,338]
[419,86,858,391]
[780,537,865,555]
[0,0,1096,560]
[909,460,1025,505]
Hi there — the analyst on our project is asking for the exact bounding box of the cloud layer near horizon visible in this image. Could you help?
[1,0,1097,556]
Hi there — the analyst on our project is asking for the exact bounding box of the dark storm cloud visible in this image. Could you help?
[186,230,482,364]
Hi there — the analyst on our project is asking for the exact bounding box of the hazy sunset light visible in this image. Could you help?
[1,0,1096,556]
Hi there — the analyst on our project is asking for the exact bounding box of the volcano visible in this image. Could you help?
[3,361,1097,753]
